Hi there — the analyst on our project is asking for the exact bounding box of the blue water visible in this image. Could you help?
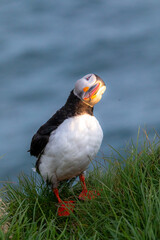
[0,0,160,182]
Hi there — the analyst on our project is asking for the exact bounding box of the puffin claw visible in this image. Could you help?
[58,201,75,216]
[78,190,100,200]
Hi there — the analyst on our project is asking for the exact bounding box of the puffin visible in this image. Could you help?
[29,73,106,216]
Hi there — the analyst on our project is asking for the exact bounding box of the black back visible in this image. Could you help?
[29,90,93,158]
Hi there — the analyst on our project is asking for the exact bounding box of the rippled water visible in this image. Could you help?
[0,0,160,182]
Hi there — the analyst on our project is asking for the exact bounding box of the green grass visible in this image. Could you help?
[0,132,160,239]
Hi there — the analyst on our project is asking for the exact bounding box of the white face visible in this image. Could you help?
[73,73,106,107]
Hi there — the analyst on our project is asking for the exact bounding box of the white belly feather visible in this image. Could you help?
[39,114,103,184]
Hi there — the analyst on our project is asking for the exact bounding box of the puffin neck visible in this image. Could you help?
[64,90,94,116]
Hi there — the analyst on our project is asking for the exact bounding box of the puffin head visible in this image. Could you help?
[73,73,106,107]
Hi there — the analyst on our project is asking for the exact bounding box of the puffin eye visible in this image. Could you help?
[86,75,91,81]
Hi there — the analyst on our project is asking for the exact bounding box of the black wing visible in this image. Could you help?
[30,125,56,157]
[29,106,69,157]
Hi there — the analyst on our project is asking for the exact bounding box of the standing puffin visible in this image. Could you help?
[29,73,106,216]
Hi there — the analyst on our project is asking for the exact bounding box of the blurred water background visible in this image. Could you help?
[0,0,160,183]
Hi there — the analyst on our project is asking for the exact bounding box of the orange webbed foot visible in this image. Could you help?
[79,190,100,200]
[58,201,75,216]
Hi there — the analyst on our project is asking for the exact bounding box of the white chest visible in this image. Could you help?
[40,114,103,181]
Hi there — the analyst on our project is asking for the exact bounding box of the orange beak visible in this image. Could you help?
[83,83,100,100]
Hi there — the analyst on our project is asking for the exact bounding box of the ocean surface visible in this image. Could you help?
[0,0,160,183]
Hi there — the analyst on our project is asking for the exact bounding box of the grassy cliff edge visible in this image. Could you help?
[0,133,160,239]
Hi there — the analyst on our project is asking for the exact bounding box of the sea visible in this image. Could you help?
[0,0,160,183]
